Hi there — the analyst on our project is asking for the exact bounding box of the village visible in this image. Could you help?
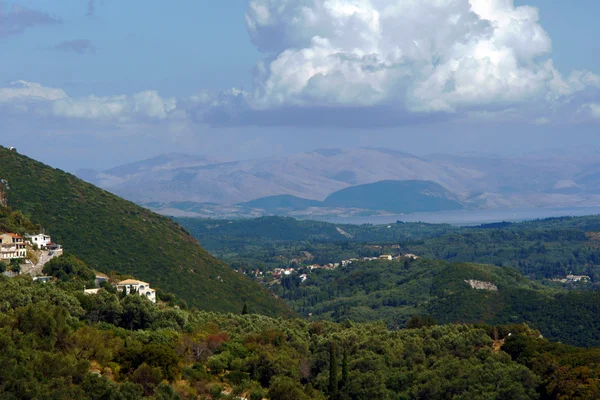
[245,252,422,286]
[1,230,157,303]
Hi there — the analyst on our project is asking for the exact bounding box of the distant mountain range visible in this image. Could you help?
[237,181,463,215]
[75,147,600,218]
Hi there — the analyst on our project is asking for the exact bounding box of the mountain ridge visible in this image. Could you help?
[74,147,600,215]
[0,146,294,317]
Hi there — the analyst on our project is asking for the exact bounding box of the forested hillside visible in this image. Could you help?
[179,215,600,280]
[1,275,599,399]
[0,147,294,317]
[277,258,600,347]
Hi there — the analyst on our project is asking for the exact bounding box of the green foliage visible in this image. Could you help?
[43,253,96,283]
[0,146,294,318]
[328,341,338,399]
[0,206,41,235]
[275,258,600,347]
[268,376,309,400]
[0,275,598,399]
[178,214,600,282]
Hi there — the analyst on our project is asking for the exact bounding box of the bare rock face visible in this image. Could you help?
[464,279,498,291]
[0,178,9,207]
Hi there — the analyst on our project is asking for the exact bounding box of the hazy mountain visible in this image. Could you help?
[75,147,600,216]
[322,180,464,213]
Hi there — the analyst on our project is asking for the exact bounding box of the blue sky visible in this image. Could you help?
[1,0,600,170]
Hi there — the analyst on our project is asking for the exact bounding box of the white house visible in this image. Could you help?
[567,274,591,282]
[115,279,156,303]
[26,233,52,249]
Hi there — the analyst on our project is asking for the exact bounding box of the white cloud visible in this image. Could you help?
[0,80,67,103]
[245,0,600,116]
[579,103,600,120]
[0,81,176,122]
[3,0,600,129]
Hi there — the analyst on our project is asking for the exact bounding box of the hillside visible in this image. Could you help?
[323,180,464,213]
[4,275,600,399]
[179,214,600,280]
[282,258,600,347]
[0,146,294,317]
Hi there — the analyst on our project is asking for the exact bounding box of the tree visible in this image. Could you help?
[406,315,437,329]
[328,341,338,400]
[242,302,249,315]
[42,254,95,282]
[9,259,21,274]
[120,294,156,330]
[340,349,349,393]
[130,363,163,396]
[268,376,308,400]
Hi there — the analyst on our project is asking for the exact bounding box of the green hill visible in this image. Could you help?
[182,216,350,243]
[5,275,600,400]
[237,194,322,213]
[0,146,294,317]
[323,180,463,213]
[281,258,600,347]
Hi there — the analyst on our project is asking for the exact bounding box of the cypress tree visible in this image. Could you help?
[242,302,248,315]
[340,348,349,392]
[328,341,338,399]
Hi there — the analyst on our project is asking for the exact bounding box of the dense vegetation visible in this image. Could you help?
[276,258,600,347]
[0,147,293,317]
[1,275,600,399]
[178,215,600,281]
[0,206,41,235]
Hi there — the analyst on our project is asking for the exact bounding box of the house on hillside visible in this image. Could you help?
[115,279,156,303]
[379,255,393,261]
[26,233,52,249]
[567,274,591,282]
[46,243,62,251]
[0,233,27,259]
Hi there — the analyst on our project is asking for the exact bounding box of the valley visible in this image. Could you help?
[3,145,600,398]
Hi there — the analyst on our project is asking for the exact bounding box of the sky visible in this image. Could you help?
[1,0,600,171]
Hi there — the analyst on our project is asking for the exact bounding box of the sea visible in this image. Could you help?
[310,206,600,226]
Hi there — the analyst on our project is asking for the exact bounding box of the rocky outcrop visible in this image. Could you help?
[464,279,498,291]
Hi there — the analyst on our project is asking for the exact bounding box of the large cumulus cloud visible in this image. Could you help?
[3,0,600,129]
[243,0,600,120]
